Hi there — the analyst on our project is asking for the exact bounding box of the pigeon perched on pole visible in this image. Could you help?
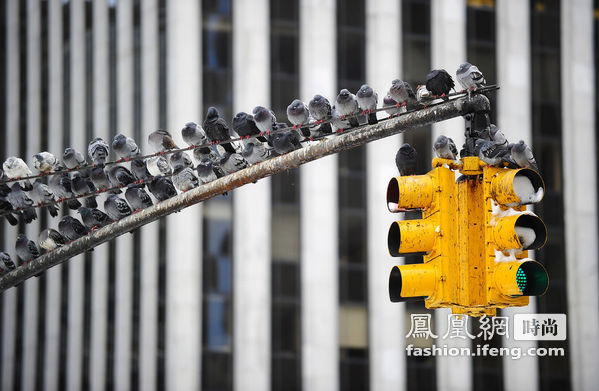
[78,206,112,231]
[104,194,133,221]
[383,94,401,118]
[148,176,178,201]
[335,89,361,128]
[30,179,59,217]
[232,112,269,143]
[478,140,510,167]
[0,251,16,271]
[181,121,209,147]
[287,99,312,138]
[33,152,59,173]
[112,133,141,160]
[270,130,302,155]
[433,135,458,160]
[108,165,137,188]
[389,79,416,109]
[130,159,153,184]
[203,107,238,154]
[192,146,220,166]
[356,84,378,125]
[242,142,270,165]
[7,183,37,223]
[16,234,40,264]
[3,157,34,190]
[219,152,249,176]
[169,151,193,171]
[71,173,98,208]
[195,158,219,184]
[511,140,539,171]
[172,167,199,192]
[48,168,82,210]
[308,94,333,136]
[456,62,486,97]
[252,106,277,137]
[148,129,179,153]
[395,143,418,176]
[88,137,110,165]
[90,164,114,192]
[38,228,68,253]
[425,69,455,98]
[146,156,172,176]
[58,215,90,241]
[125,187,154,212]
[63,147,88,171]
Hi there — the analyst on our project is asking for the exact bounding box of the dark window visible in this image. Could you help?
[340,348,369,391]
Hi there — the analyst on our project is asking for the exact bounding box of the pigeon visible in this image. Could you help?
[270,130,302,155]
[33,152,59,173]
[169,151,193,171]
[48,169,82,210]
[90,164,114,192]
[488,124,508,146]
[335,89,361,128]
[71,173,98,208]
[16,234,40,264]
[88,137,110,164]
[63,147,88,170]
[172,167,199,192]
[383,94,401,117]
[433,135,458,160]
[30,179,59,217]
[389,79,416,108]
[38,228,68,253]
[330,107,351,133]
[103,194,132,221]
[195,158,219,184]
[0,251,17,271]
[287,99,312,138]
[356,84,378,125]
[58,215,90,241]
[511,140,538,171]
[252,106,277,137]
[456,62,486,96]
[192,146,220,165]
[3,156,33,190]
[395,143,418,176]
[146,155,172,177]
[181,122,209,146]
[425,69,455,97]
[219,152,249,176]
[203,107,237,154]
[130,159,153,184]
[308,94,334,136]
[232,112,269,143]
[77,206,112,231]
[125,187,153,211]
[108,165,137,188]
[242,142,270,165]
[112,133,141,160]
[149,176,178,201]
[478,140,510,166]
[0,197,18,226]
[148,129,179,152]
[7,183,37,223]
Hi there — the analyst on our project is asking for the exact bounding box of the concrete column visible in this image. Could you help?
[496,2,539,390]
[67,1,86,390]
[365,1,405,391]
[431,0,466,148]
[22,1,42,390]
[299,1,338,390]
[232,1,271,390]
[561,1,599,390]
[139,0,160,390]
[166,1,202,389]
[114,1,134,389]
[90,1,110,390]
[1,2,20,390]
[430,2,471,391]
[43,1,64,389]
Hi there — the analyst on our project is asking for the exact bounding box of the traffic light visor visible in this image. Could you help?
[490,168,544,206]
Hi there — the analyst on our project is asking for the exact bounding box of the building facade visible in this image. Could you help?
[0,0,598,390]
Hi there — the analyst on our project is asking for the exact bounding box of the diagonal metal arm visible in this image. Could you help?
[0,94,490,291]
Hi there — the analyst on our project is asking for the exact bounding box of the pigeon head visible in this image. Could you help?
[89,138,109,157]
[357,84,373,98]
[16,234,28,244]
[287,99,304,115]
[337,89,351,102]
[33,154,43,164]
[233,112,249,122]
[457,62,472,74]
[311,94,325,105]
[63,148,76,161]
[399,143,416,157]
[512,140,527,154]
[184,122,198,129]
[252,106,270,122]
[77,206,91,217]
[383,94,397,106]
[435,135,449,148]
[112,134,127,149]
[206,107,220,120]
[4,157,19,170]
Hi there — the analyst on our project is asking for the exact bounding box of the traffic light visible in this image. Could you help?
[385,156,549,316]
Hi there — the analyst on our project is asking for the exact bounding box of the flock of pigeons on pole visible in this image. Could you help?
[0,61,537,274]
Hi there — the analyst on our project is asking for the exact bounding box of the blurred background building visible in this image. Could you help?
[0,0,597,390]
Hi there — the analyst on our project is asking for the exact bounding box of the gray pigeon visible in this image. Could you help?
[30,179,59,217]
[425,69,455,98]
[456,62,486,96]
[88,137,110,164]
[48,168,82,210]
[90,164,114,192]
[307,94,333,137]
[203,107,237,154]
[33,152,59,173]
[242,142,270,165]
[287,99,312,138]
[0,251,17,271]
[252,106,277,136]
[172,167,199,192]
[478,140,509,167]
[356,84,378,125]
[108,165,137,188]
[112,133,141,160]
[77,206,112,231]
[3,156,33,190]
[383,94,401,117]
[63,147,87,169]
[511,140,538,171]
[125,187,153,211]
[232,112,269,143]
[330,107,351,133]
[38,228,68,253]
[181,122,209,146]
[130,159,153,184]
[488,124,508,146]
[169,151,193,171]
[389,79,416,108]
[104,194,132,221]
[149,176,178,201]
[335,89,361,128]
[219,152,249,176]
[16,234,40,264]
[148,129,179,152]
[270,130,302,155]
[7,183,37,223]
[395,143,418,176]
[71,173,98,208]
[58,215,90,241]
[433,135,458,160]
[146,156,172,176]
[195,158,219,184]
[192,146,220,165]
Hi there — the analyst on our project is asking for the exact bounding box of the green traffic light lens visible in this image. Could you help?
[516,262,549,296]
[516,268,527,291]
